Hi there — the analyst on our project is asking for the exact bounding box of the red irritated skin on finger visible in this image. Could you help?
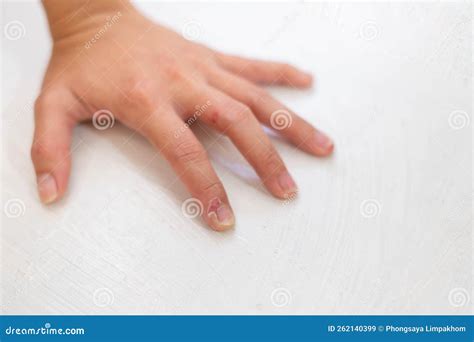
[34,0,334,231]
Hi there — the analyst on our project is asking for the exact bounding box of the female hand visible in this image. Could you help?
[33,0,334,231]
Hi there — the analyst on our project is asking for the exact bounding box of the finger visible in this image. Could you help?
[215,52,313,88]
[31,89,77,204]
[207,70,334,156]
[140,107,234,231]
[188,87,297,199]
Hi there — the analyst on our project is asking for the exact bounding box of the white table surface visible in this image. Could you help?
[1,1,472,315]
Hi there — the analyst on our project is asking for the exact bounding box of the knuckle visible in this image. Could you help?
[30,141,46,160]
[247,61,263,74]
[191,55,216,72]
[206,103,253,131]
[163,63,186,82]
[229,104,253,126]
[122,78,157,111]
[201,181,224,196]
[34,97,46,115]
[30,140,67,162]
[248,87,268,106]
[34,90,59,115]
[172,140,208,165]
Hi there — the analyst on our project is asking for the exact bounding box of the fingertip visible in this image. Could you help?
[36,173,59,204]
[265,171,299,200]
[284,66,313,88]
[307,130,334,156]
[325,141,335,155]
[310,141,335,157]
[298,72,314,88]
[206,198,235,231]
[208,214,235,231]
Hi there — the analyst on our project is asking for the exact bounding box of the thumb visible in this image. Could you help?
[31,89,77,204]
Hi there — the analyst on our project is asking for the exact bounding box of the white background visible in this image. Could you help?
[1,1,472,314]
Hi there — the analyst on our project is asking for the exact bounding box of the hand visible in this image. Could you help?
[33,1,334,231]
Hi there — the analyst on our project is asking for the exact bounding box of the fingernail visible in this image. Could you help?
[278,172,297,195]
[207,197,235,230]
[37,173,58,204]
[216,204,234,225]
[311,130,333,151]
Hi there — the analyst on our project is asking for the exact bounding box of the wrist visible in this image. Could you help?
[42,0,138,42]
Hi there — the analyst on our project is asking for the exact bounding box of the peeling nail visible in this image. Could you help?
[37,173,58,204]
[207,197,234,230]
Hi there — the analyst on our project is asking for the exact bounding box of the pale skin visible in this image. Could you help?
[34,0,334,231]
